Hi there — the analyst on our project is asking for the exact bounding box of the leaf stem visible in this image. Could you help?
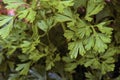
[47,32,51,44]
[61,22,66,32]
[91,25,97,35]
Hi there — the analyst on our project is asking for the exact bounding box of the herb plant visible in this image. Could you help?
[0,0,120,80]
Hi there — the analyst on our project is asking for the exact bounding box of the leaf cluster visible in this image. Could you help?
[0,0,120,80]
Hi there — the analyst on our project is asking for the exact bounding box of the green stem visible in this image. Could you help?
[47,32,51,44]
[40,33,47,37]
[61,22,66,32]
[91,25,97,35]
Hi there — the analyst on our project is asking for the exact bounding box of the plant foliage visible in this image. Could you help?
[0,0,120,80]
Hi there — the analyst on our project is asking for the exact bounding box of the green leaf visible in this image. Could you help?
[3,0,23,3]
[63,8,73,18]
[7,46,17,55]
[98,33,111,43]
[29,50,46,62]
[85,71,102,80]
[101,48,117,59]
[45,52,60,70]
[92,59,101,69]
[85,72,96,80]
[84,58,96,67]
[64,63,77,72]
[64,30,74,41]
[7,61,15,71]
[85,0,105,21]
[46,61,54,70]
[74,0,87,9]
[18,55,29,62]
[38,20,48,32]
[8,74,20,80]
[96,21,113,35]
[18,9,29,19]
[94,35,108,53]
[20,41,31,48]
[38,17,53,32]
[62,56,75,63]
[3,0,25,9]
[55,14,72,22]
[76,26,92,38]
[104,57,115,63]
[54,54,61,61]
[26,9,36,23]
[16,62,31,75]
[18,8,36,23]
[56,0,74,13]
[0,18,13,39]
[68,41,86,58]
[101,62,115,74]
[84,35,95,50]
[0,16,12,27]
